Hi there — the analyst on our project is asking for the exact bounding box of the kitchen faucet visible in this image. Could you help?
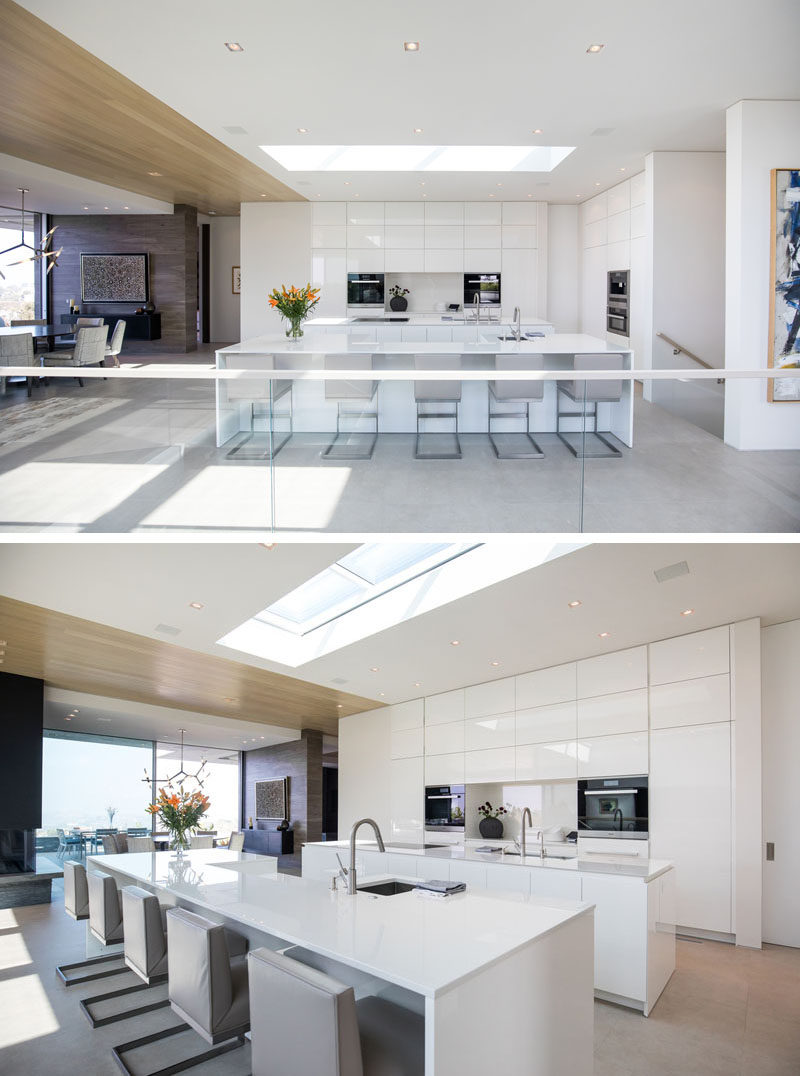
[613,808,624,831]
[474,293,482,341]
[519,806,533,857]
[511,306,521,342]
[344,817,385,895]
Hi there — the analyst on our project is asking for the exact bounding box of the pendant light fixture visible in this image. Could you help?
[0,188,62,280]
[143,729,208,791]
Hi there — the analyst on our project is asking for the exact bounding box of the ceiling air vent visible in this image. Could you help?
[330,677,348,685]
[653,561,690,584]
[154,623,181,636]
[590,127,615,136]
[222,125,248,134]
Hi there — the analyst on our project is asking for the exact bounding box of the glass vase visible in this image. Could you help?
[170,831,190,858]
[285,315,305,339]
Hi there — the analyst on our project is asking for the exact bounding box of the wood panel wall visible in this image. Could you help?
[242,730,324,849]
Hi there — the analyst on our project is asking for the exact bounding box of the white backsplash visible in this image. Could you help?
[465,781,577,841]
[384,272,462,313]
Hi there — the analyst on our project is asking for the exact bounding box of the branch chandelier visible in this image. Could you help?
[143,729,208,791]
[0,188,62,280]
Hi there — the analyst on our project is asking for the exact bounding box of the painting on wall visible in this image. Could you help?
[255,777,288,821]
[80,252,149,303]
[232,265,241,295]
[768,169,800,401]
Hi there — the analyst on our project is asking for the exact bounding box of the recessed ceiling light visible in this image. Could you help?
[260,193,267,197]
[354,193,359,197]
[619,167,626,172]
[489,193,495,197]
[586,43,605,53]
[450,640,460,646]
[496,182,503,187]
[379,692,386,697]
[344,181,351,185]
[208,210,217,215]
[147,171,162,177]
[598,632,611,638]
[413,681,422,687]
[123,206,129,210]
[527,193,533,198]
[594,182,601,187]
[422,193,426,197]
[224,697,236,703]
[568,600,582,608]
[490,661,501,667]
[336,704,343,709]
[189,602,204,610]
[83,206,89,210]
[103,206,109,210]
[297,128,309,134]
[681,609,695,616]
[370,666,379,672]
[403,41,420,51]
[532,128,543,135]
[225,42,244,51]
[413,128,423,134]
[261,736,265,739]
[73,709,80,714]
[420,181,426,186]
[576,194,581,198]
[0,640,7,647]
[65,716,71,721]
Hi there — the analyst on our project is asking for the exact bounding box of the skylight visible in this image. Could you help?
[259,145,575,173]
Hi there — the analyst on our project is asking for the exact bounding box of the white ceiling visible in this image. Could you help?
[2,541,799,708]
[13,0,800,204]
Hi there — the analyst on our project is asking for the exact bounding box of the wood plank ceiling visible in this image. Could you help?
[0,0,300,215]
[0,596,379,736]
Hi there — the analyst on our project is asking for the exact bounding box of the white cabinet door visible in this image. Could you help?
[425,689,465,725]
[464,676,515,718]
[516,741,578,781]
[425,721,465,756]
[577,732,648,778]
[500,248,538,314]
[424,249,464,273]
[347,250,384,273]
[465,225,502,248]
[577,837,649,858]
[386,852,423,877]
[516,702,577,746]
[375,324,403,343]
[581,874,647,1002]
[384,203,424,226]
[464,250,501,273]
[576,688,648,738]
[424,225,463,249]
[485,863,531,895]
[356,849,387,877]
[502,225,537,249]
[389,699,424,730]
[464,747,516,783]
[311,225,347,248]
[385,225,425,249]
[312,202,346,226]
[649,626,730,686]
[347,225,384,249]
[447,859,487,888]
[515,663,576,709]
[347,202,384,225]
[390,726,423,760]
[502,202,539,226]
[310,249,347,317]
[629,172,646,207]
[607,181,631,216]
[401,325,428,342]
[390,757,423,844]
[576,646,647,699]
[607,211,630,245]
[426,326,453,342]
[649,674,730,730]
[424,202,464,226]
[424,752,465,785]
[465,712,516,751]
[649,723,732,933]
[384,249,424,273]
[465,202,501,225]
[531,869,581,901]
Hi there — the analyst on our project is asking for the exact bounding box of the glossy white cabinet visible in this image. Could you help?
[515,741,577,781]
[577,837,649,858]
[401,325,428,342]
[577,732,648,778]
[649,673,730,729]
[515,701,577,746]
[312,202,346,226]
[485,862,531,895]
[463,249,501,273]
[465,202,501,225]
[390,756,423,844]
[347,202,384,225]
[606,182,630,217]
[447,859,487,887]
[389,699,424,731]
[464,712,516,751]
[500,248,538,315]
[649,722,732,933]
[425,720,466,756]
[385,225,424,249]
[465,225,502,249]
[424,249,463,273]
[607,212,630,245]
[515,663,576,709]
[502,202,539,226]
[425,688,465,725]
[531,869,581,901]
[384,249,425,273]
[424,202,464,225]
[464,746,515,783]
[311,225,347,248]
[347,225,384,249]
[581,873,647,1002]
[424,225,463,249]
[390,726,423,760]
[424,751,465,785]
[502,225,537,249]
[346,249,384,272]
[576,646,647,699]
[464,676,515,719]
[649,626,730,686]
[384,203,424,226]
[576,688,648,738]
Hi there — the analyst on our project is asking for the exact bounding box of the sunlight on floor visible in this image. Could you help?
[0,929,32,972]
[0,972,60,1047]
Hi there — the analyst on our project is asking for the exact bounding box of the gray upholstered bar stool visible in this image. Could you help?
[414,353,462,459]
[248,947,424,1076]
[225,357,294,459]
[487,354,546,459]
[557,353,624,458]
[113,907,250,1076]
[56,863,127,986]
[127,836,156,852]
[322,354,378,460]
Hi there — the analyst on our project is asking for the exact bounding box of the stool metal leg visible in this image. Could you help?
[322,400,378,460]
[112,1023,245,1076]
[488,399,545,459]
[556,392,622,459]
[226,394,293,460]
[414,402,462,459]
[80,977,170,1028]
[56,951,127,987]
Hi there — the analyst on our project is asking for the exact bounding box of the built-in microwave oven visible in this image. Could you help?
[347,273,384,307]
[424,784,465,832]
[463,273,501,307]
[577,775,649,838]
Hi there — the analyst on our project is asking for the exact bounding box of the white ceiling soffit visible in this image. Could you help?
[44,687,302,751]
[13,0,800,203]
[0,153,174,216]
[2,542,800,705]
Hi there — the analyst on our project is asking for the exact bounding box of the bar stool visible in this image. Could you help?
[248,946,424,1076]
[225,356,294,459]
[487,354,545,459]
[56,863,127,986]
[557,353,624,458]
[414,353,462,459]
[112,907,249,1076]
[322,354,378,460]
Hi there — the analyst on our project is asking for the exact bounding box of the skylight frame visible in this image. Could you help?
[259,144,576,173]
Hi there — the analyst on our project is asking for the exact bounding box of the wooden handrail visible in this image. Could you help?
[656,333,714,370]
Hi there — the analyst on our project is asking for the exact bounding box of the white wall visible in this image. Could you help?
[240,201,311,339]
[724,99,800,450]
[761,618,800,947]
[547,204,579,332]
[337,705,392,839]
[209,216,241,343]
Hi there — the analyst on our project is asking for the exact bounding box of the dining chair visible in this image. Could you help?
[487,353,546,459]
[228,832,245,852]
[105,319,127,366]
[189,833,214,849]
[414,353,462,459]
[127,836,156,852]
[10,318,49,354]
[0,332,40,397]
[557,353,624,458]
[41,325,109,386]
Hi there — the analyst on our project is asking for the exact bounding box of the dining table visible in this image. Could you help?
[0,324,76,351]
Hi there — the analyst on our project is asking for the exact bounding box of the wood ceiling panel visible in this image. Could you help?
[0,0,300,215]
[0,596,379,736]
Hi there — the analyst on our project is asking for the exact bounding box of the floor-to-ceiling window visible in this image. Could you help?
[155,740,240,838]
[0,204,44,325]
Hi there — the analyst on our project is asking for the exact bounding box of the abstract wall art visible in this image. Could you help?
[768,169,800,401]
[80,252,150,303]
[255,777,288,821]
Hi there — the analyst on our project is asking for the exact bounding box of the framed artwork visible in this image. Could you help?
[768,169,800,401]
[81,252,149,303]
[255,777,288,821]
[232,265,241,295]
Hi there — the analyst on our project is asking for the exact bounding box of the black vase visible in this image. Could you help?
[479,816,503,839]
[389,295,408,311]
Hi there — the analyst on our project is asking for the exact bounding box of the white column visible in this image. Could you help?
[240,202,311,340]
[730,617,762,948]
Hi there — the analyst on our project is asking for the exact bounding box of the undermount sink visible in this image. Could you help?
[502,851,575,860]
[357,880,416,897]
[497,334,521,341]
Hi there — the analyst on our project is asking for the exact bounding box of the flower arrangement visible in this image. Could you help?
[267,283,320,338]
[146,787,210,855]
[477,801,508,819]
[388,285,409,299]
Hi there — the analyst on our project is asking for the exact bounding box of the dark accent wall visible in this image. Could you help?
[0,672,44,829]
[49,204,198,353]
[242,730,323,849]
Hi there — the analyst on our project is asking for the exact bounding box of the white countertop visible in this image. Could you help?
[308,840,673,883]
[90,849,592,998]
[310,313,550,327]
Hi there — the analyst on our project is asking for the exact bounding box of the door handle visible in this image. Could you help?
[766,842,775,861]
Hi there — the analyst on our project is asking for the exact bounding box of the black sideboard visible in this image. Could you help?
[243,828,294,857]
[60,312,162,341]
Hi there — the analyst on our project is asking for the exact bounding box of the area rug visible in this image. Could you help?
[0,394,119,446]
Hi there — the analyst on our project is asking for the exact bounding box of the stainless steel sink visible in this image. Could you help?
[502,851,575,860]
[357,880,416,896]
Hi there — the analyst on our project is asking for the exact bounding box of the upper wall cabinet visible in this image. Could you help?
[465,202,502,226]
[464,746,515,783]
[515,701,577,746]
[606,181,631,217]
[384,203,425,226]
[389,699,424,731]
[515,662,576,709]
[390,726,423,760]
[347,225,384,249]
[648,626,730,686]
[346,249,384,273]
[629,172,646,207]
[312,202,346,226]
[464,676,516,719]
[425,202,465,225]
[465,225,502,249]
[649,673,731,729]
[502,202,539,226]
[385,225,424,249]
[464,712,515,752]
[424,225,463,249]
[576,688,648,738]
[582,193,608,225]
[424,751,465,785]
[312,225,347,249]
[464,249,501,273]
[424,250,464,273]
[576,646,647,699]
[577,732,648,778]
[501,225,537,249]
[347,202,384,225]
[425,688,465,726]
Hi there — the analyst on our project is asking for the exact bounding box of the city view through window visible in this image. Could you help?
[0,211,39,325]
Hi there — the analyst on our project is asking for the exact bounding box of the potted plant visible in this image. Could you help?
[477,801,508,839]
[267,283,321,338]
[388,284,410,312]
[146,786,210,858]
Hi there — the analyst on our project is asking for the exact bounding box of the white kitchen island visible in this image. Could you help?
[91,848,594,1076]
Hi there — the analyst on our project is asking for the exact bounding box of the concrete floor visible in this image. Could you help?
[0,351,798,533]
[1,893,798,1075]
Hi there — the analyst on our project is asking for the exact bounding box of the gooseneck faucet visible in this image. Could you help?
[347,817,385,895]
[519,806,533,858]
[474,292,482,341]
[512,306,521,342]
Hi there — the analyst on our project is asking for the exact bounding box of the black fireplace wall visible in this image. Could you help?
[0,672,44,829]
